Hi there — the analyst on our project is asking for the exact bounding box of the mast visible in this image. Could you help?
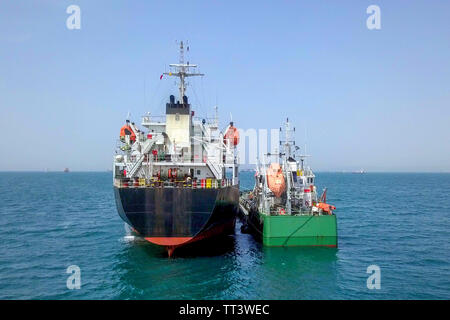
[281,117,295,158]
[283,119,293,214]
[164,41,204,102]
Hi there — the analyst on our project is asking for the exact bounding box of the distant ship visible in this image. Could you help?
[352,169,365,174]
[113,42,240,257]
[240,119,337,247]
[63,168,69,173]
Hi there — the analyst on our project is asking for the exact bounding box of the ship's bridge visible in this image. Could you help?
[165,94,192,153]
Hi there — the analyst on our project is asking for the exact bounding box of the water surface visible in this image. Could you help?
[0,172,448,299]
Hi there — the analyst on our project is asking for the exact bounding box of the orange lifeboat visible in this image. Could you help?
[119,124,136,142]
[266,163,286,198]
[224,123,239,146]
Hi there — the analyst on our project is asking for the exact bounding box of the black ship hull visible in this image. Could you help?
[114,185,239,256]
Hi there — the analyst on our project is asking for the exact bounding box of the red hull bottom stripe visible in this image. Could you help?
[144,220,234,248]
[145,237,193,246]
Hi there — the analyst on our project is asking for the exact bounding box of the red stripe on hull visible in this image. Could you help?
[144,237,193,246]
[144,219,235,257]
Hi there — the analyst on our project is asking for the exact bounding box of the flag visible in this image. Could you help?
[160,74,163,80]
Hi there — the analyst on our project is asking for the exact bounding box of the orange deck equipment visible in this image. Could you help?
[119,125,136,142]
[224,125,240,146]
[267,163,286,198]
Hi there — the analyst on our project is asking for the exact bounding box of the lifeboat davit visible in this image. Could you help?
[119,124,136,142]
[224,123,239,146]
[267,163,286,198]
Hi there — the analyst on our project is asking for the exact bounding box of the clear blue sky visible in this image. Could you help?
[1,0,449,172]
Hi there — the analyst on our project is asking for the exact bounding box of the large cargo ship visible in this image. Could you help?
[113,42,240,257]
[240,119,337,247]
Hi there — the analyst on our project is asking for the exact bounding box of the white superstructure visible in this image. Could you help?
[113,42,239,188]
[251,118,329,216]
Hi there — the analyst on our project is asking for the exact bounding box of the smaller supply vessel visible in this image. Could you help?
[240,119,337,247]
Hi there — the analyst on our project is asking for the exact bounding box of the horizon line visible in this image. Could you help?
[0,170,449,174]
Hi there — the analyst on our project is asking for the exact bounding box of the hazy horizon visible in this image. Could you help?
[1,169,449,174]
[1,1,449,172]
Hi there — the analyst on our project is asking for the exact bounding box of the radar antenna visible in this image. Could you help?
[163,41,204,102]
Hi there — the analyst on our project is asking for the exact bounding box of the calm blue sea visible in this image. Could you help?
[0,172,449,299]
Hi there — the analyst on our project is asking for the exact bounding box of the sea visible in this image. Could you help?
[0,171,449,299]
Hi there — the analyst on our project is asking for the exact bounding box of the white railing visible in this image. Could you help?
[114,178,234,189]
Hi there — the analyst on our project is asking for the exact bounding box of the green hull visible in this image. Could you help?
[262,214,337,247]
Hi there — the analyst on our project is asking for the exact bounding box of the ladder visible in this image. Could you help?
[127,140,154,178]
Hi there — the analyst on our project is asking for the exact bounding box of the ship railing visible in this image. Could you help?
[114,178,234,189]
[141,115,166,125]
[125,154,218,164]
[193,116,217,125]
[140,115,217,126]
[268,207,314,216]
